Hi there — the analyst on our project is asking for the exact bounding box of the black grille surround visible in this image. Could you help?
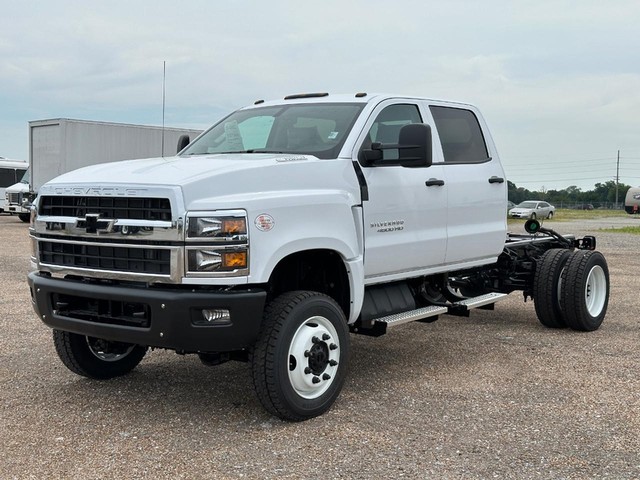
[39,240,171,275]
[40,196,171,221]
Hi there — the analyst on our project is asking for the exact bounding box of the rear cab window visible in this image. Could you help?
[429,106,489,163]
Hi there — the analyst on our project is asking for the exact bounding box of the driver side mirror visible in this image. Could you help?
[359,123,432,168]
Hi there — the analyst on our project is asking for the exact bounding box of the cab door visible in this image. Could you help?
[429,104,507,265]
[356,101,448,282]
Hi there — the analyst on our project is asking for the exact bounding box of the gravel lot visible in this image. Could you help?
[1,214,639,479]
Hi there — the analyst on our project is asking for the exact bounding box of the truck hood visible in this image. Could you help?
[40,153,361,211]
[45,153,300,187]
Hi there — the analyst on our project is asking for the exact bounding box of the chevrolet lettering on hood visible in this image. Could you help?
[52,186,149,196]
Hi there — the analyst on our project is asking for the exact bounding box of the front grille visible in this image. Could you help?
[40,196,171,221]
[8,192,21,204]
[52,292,150,328]
[39,241,171,275]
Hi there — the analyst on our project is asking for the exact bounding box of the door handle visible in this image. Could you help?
[488,176,505,184]
[425,178,445,187]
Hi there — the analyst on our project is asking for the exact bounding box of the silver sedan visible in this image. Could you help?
[509,200,555,219]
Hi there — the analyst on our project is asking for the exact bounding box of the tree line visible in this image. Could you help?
[508,180,634,209]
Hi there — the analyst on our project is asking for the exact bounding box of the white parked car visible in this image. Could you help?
[509,200,555,219]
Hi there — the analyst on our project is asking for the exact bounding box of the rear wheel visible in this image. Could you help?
[533,248,571,328]
[53,330,147,379]
[560,251,609,331]
[251,291,350,421]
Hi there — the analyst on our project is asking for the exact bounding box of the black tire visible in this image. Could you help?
[251,291,350,421]
[53,330,147,379]
[18,213,30,223]
[560,250,609,331]
[533,249,571,328]
[547,211,554,219]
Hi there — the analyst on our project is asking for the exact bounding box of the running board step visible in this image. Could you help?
[448,292,509,316]
[367,293,509,333]
[374,305,448,328]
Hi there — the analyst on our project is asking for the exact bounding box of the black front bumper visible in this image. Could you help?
[28,272,267,352]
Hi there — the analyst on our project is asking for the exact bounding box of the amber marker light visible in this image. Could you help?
[222,218,247,235]
[223,251,247,269]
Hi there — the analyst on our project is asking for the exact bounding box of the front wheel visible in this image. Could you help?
[251,291,350,421]
[530,212,537,220]
[18,213,30,223]
[547,211,554,219]
[53,330,147,379]
[560,251,609,331]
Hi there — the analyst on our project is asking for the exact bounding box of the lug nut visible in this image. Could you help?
[329,360,338,366]
[312,376,321,384]
[322,373,331,380]
[312,336,320,344]
[304,367,312,375]
[329,343,338,350]
[322,333,330,340]
[304,350,310,357]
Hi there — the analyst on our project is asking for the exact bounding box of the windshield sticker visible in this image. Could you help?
[328,131,339,140]
[224,121,244,151]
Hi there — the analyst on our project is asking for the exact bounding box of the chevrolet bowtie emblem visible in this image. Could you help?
[85,214,99,233]
[83,214,114,234]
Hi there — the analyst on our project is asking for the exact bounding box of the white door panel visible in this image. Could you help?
[443,162,506,264]
[363,164,447,278]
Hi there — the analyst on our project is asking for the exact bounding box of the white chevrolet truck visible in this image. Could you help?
[28,93,610,420]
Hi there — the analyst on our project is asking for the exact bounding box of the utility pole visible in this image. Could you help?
[161,61,166,157]
[615,149,620,208]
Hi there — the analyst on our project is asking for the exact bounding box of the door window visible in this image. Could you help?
[362,104,422,162]
[430,106,489,163]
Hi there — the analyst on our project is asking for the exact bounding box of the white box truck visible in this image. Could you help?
[6,119,202,221]
[0,158,28,215]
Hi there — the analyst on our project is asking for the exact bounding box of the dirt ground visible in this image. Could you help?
[1,213,639,479]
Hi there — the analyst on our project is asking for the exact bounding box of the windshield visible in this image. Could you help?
[517,201,538,208]
[181,103,364,160]
[20,167,29,184]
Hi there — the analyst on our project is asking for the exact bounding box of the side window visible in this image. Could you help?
[363,104,422,161]
[0,168,17,188]
[430,106,489,163]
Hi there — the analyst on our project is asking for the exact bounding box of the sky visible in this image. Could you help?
[1,0,640,191]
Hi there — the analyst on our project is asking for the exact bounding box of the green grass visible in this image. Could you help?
[599,226,640,235]
[552,208,627,220]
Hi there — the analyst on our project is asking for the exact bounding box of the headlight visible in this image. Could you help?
[185,210,249,277]
[187,214,247,240]
[187,248,248,273]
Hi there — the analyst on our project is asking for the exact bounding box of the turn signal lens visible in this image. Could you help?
[222,251,247,268]
[222,219,246,235]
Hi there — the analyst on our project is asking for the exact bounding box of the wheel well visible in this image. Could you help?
[267,249,351,319]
